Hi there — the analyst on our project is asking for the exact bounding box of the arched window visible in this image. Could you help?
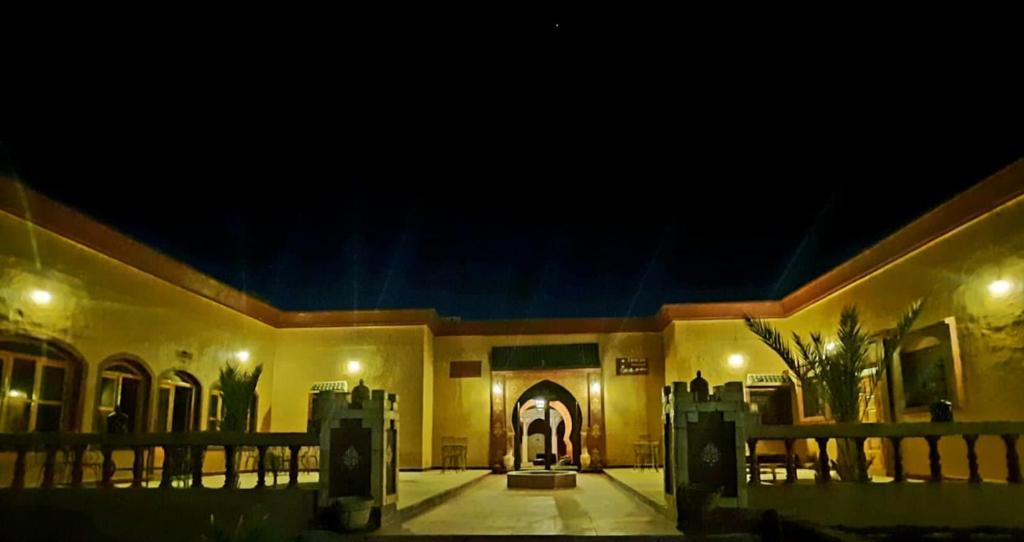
[156,371,201,432]
[95,358,152,433]
[0,338,84,433]
[208,388,258,432]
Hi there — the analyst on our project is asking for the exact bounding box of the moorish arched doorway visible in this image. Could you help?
[510,380,583,470]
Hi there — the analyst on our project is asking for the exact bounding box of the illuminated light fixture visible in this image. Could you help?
[825,341,837,353]
[590,381,601,393]
[8,390,26,398]
[346,360,362,375]
[29,289,53,305]
[988,279,1013,298]
[535,398,546,410]
[727,353,746,369]
[235,350,250,363]
[493,383,502,394]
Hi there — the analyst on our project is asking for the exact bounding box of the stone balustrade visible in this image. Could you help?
[745,421,1024,485]
[0,432,318,490]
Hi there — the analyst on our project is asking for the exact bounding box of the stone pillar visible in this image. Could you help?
[668,379,752,510]
[317,389,400,524]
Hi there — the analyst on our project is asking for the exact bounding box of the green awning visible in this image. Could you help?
[491,343,600,371]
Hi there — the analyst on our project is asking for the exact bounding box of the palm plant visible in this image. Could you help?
[218,363,263,488]
[218,363,263,433]
[744,299,924,480]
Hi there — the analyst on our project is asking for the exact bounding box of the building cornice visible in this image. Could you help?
[2,157,1022,335]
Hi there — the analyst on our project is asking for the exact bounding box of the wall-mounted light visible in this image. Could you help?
[727,353,746,369]
[8,389,26,398]
[235,350,250,363]
[535,398,546,410]
[346,360,362,375]
[590,381,601,394]
[825,341,837,353]
[493,383,503,394]
[989,279,1014,298]
[29,289,52,305]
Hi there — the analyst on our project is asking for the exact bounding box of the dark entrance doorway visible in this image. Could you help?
[511,380,582,471]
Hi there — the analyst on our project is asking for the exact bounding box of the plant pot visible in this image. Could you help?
[333,496,374,532]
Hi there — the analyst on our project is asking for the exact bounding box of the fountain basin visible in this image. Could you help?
[507,470,577,489]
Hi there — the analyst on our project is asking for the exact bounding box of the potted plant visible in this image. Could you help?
[745,300,923,481]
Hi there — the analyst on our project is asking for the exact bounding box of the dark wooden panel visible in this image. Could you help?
[449,360,482,378]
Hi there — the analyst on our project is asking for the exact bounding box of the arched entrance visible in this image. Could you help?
[510,380,582,471]
[156,370,201,432]
[0,335,85,432]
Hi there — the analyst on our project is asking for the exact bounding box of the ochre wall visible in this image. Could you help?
[432,332,664,468]
[0,210,277,435]
[663,194,1024,480]
[270,325,431,469]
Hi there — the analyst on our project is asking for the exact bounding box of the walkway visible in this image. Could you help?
[378,473,679,535]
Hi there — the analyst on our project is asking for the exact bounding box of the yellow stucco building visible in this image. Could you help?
[1,159,1022,479]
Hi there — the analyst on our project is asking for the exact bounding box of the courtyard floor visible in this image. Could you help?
[377,473,679,535]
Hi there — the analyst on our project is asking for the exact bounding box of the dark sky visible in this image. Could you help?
[2,11,1022,319]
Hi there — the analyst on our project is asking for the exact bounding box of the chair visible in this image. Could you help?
[440,437,467,472]
[633,438,660,471]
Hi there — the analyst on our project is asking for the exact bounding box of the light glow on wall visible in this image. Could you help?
[346,360,362,375]
[29,289,53,305]
[727,353,746,369]
[825,341,837,353]
[8,390,26,398]
[235,350,250,363]
[988,279,1013,298]
[590,381,601,393]
[493,383,502,394]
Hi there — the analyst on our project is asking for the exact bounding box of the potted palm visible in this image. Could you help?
[218,363,263,487]
[745,300,923,481]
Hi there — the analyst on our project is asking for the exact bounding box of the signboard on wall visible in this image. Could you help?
[615,357,648,375]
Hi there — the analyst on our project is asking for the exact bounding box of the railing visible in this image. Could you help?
[0,432,318,490]
[745,422,1024,485]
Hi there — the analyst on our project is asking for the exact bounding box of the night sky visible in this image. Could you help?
[2,13,1022,319]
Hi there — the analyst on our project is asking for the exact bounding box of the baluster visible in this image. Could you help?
[889,437,904,482]
[256,446,268,489]
[160,446,174,489]
[101,446,116,488]
[224,445,236,489]
[747,439,760,484]
[71,445,86,488]
[784,439,796,484]
[963,434,981,484]
[192,445,206,489]
[854,437,869,483]
[42,445,57,488]
[132,446,145,488]
[814,437,831,483]
[288,445,300,488]
[12,446,27,489]
[1003,434,1022,484]
[925,436,942,482]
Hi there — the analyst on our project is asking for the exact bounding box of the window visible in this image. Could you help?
[96,361,150,433]
[895,318,963,412]
[0,351,72,432]
[156,371,201,432]
[208,389,257,432]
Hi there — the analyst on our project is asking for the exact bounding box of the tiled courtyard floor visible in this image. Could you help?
[377,473,679,535]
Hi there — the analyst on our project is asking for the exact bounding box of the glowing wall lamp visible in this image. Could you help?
[988,279,1014,298]
[493,382,503,394]
[346,360,362,375]
[727,353,746,369]
[825,341,838,353]
[590,381,601,394]
[235,350,250,363]
[535,398,546,410]
[29,289,53,305]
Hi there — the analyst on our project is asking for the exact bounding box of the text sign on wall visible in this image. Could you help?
[615,357,648,375]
